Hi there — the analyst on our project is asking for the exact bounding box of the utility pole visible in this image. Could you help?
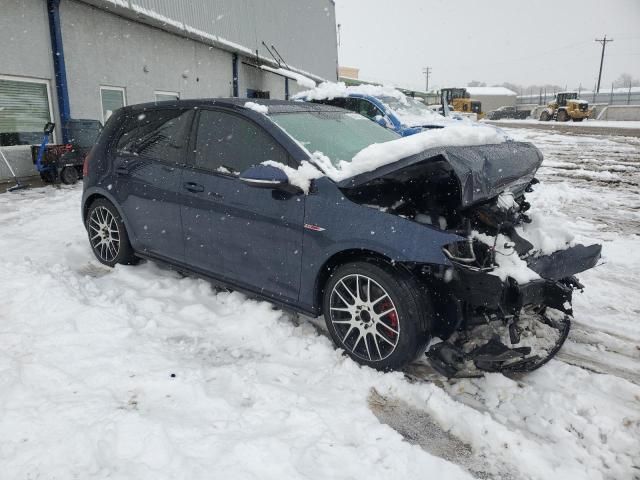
[422,67,431,92]
[595,35,613,93]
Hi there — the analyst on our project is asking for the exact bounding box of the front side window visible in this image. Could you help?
[116,109,192,164]
[354,99,382,120]
[271,110,399,166]
[193,110,287,174]
[101,87,126,123]
[0,77,53,146]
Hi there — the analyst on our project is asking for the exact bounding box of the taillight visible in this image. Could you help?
[83,148,93,177]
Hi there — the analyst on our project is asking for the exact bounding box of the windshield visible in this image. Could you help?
[377,96,445,127]
[271,111,399,166]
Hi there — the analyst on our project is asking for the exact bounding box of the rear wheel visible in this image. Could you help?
[322,261,431,371]
[86,198,137,267]
[539,110,551,121]
[60,166,79,185]
[557,110,569,122]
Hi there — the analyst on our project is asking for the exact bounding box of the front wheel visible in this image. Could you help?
[86,198,138,267]
[539,111,551,121]
[573,117,584,122]
[557,110,569,122]
[322,261,431,371]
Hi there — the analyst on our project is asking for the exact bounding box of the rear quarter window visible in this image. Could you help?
[115,108,193,164]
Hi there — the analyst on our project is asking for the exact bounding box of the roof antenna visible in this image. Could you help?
[261,41,281,67]
[271,44,290,70]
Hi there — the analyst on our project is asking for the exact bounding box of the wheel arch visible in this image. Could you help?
[313,248,398,315]
[82,190,132,239]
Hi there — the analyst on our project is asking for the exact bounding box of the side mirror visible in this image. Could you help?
[239,164,296,192]
[44,122,55,135]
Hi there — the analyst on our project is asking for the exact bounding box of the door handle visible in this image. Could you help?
[183,181,205,193]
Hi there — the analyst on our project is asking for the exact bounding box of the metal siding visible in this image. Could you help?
[82,0,337,80]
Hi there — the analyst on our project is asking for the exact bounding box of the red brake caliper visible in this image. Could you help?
[379,300,398,339]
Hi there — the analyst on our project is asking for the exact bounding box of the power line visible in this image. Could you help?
[422,66,431,92]
[595,35,614,93]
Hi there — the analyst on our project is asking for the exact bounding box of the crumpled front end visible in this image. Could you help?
[426,190,601,377]
[338,142,602,377]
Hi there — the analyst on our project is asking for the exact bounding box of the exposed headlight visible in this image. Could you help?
[443,238,495,271]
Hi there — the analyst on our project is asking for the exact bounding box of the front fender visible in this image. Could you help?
[298,177,462,310]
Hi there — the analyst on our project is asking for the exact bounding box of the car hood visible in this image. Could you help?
[337,141,543,209]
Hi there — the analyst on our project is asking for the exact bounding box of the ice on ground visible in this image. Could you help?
[244,101,269,115]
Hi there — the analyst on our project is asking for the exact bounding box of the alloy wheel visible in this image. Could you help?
[329,274,400,362]
[88,206,121,263]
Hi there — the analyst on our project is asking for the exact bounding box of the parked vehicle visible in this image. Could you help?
[486,106,531,120]
[539,92,592,122]
[32,119,102,184]
[440,87,484,119]
[82,99,601,376]
[296,86,463,136]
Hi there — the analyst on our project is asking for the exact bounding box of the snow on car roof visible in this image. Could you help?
[293,81,406,101]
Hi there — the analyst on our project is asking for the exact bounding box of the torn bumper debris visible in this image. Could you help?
[426,244,601,377]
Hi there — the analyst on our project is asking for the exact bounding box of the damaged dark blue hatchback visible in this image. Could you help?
[81,99,601,376]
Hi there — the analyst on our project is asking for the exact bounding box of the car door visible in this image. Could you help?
[111,108,193,263]
[180,108,305,303]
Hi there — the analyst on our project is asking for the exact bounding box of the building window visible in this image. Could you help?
[0,76,54,147]
[100,86,126,123]
[246,89,270,99]
[154,91,180,102]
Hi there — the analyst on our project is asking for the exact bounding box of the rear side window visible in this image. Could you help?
[116,109,192,164]
[193,109,287,174]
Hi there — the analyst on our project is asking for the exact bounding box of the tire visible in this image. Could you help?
[40,171,56,183]
[60,166,79,185]
[86,198,138,267]
[322,261,432,371]
[573,117,584,122]
[557,110,569,122]
[539,111,551,121]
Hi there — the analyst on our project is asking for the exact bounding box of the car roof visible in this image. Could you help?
[121,98,346,115]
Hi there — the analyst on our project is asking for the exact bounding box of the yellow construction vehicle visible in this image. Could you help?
[539,92,592,122]
[440,88,483,119]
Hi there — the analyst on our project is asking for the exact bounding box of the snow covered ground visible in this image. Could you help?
[1,128,639,480]
[490,118,640,129]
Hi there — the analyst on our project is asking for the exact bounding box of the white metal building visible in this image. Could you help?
[0,0,338,179]
[466,87,518,114]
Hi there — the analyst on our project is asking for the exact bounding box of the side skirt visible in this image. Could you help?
[134,251,319,318]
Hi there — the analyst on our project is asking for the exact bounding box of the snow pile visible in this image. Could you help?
[473,231,541,283]
[262,159,323,194]
[293,81,405,102]
[518,211,575,255]
[325,125,509,182]
[244,101,269,115]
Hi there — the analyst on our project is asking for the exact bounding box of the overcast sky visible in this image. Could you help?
[334,0,640,92]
